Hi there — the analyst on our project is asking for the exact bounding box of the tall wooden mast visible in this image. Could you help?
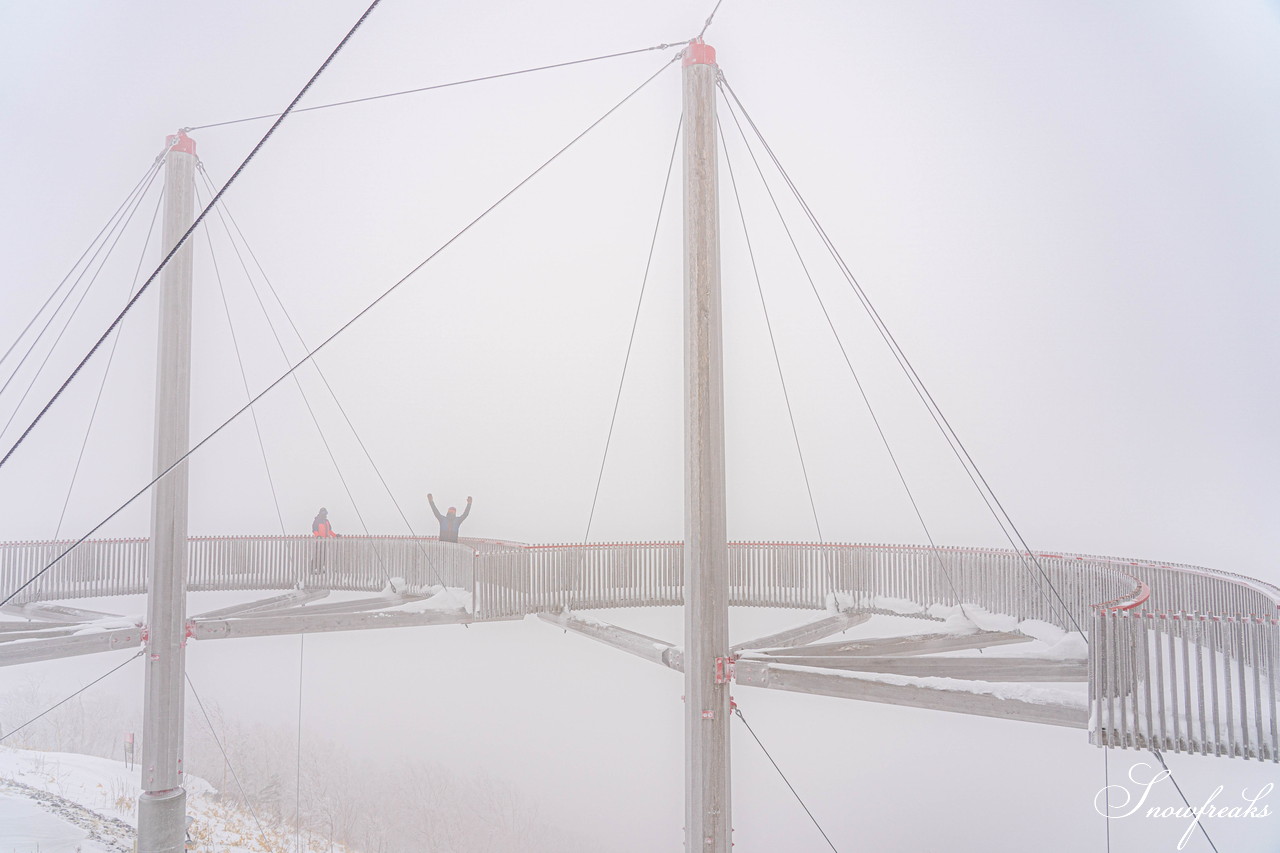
[681,38,732,853]
[137,129,197,853]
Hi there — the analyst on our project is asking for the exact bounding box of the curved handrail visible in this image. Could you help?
[1,536,1274,630]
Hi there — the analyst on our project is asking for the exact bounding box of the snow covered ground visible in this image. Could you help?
[0,746,348,853]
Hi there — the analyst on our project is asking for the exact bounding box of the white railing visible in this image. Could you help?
[0,536,475,604]
[1092,609,1279,761]
[470,541,1150,627]
[3,534,1277,760]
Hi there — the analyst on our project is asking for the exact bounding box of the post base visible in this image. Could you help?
[137,787,186,853]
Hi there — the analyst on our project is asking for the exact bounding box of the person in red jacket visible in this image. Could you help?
[312,507,338,537]
[310,507,338,576]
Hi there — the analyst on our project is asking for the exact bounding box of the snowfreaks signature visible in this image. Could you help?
[1094,761,1272,850]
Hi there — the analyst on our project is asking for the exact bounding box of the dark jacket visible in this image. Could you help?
[429,497,470,543]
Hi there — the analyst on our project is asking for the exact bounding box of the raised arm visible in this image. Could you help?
[427,493,444,521]
[458,496,472,521]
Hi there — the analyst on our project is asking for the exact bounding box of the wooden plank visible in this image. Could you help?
[730,611,870,654]
[739,655,1087,682]
[733,659,1087,729]
[761,631,1032,658]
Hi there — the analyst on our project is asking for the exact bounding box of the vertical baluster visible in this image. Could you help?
[1154,614,1168,752]
[1167,617,1181,752]
[1139,613,1153,751]
[1267,620,1279,761]
[1251,619,1265,760]
[1192,615,1207,754]
[1206,615,1222,756]
[1102,610,1115,747]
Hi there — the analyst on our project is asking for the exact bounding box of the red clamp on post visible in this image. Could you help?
[682,38,717,67]
[166,129,197,156]
[715,656,735,684]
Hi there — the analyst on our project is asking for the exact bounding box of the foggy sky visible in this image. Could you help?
[2,2,1278,851]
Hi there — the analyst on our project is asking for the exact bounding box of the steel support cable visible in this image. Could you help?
[195,183,288,536]
[698,0,727,40]
[719,78,1078,630]
[195,167,445,598]
[716,95,977,620]
[0,157,163,405]
[0,164,166,443]
[195,171,396,589]
[718,77,1084,636]
[581,114,683,545]
[55,186,167,538]
[717,116,824,544]
[0,153,166,374]
[0,0,386,474]
[733,706,839,853]
[185,672,273,849]
[1152,749,1220,853]
[0,650,142,745]
[186,42,690,131]
[0,57,680,609]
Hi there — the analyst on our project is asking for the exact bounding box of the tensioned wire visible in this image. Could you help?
[718,77,1225,851]
[581,114,683,545]
[190,197,310,841]
[0,27,692,475]
[733,704,839,852]
[0,54,682,610]
[717,74,1082,636]
[0,160,165,438]
[196,163,464,604]
[0,0,387,474]
[195,168,390,557]
[716,93,975,619]
[55,182,166,539]
[185,672,273,849]
[185,42,690,131]
[0,151,168,375]
[715,115,823,543]
[196,181,289,537]
[0,651,142,745]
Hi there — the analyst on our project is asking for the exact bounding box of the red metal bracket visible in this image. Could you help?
[715,656,735,684]
[683,38,717,67]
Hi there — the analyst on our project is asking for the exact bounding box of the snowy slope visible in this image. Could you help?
[0,746,352,853]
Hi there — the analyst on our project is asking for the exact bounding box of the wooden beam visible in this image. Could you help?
[0,625,84,643]
[538,611,683,671]
[190,589,330,619]
[264,591,431,617]
[733,659,1087,728]
[0,626,143,667]
[187,608,500,641]
[761,631,1032,658]
[739,655,1087,682]
[1,603,123,624]
[730,611,870,653]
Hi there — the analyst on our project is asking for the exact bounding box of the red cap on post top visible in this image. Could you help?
[683,38,716,67]
[166,130,197,156]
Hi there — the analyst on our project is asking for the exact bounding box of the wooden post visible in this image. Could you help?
[137,130,196,853]
[682,39,731,853]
